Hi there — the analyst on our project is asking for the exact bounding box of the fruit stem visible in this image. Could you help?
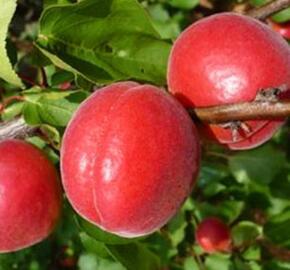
[247,0,290,20]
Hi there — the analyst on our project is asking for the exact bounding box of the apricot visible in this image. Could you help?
[168,13,290,149]
[0,139,61,253]
[61,81,200,237]
[195,217,231,253]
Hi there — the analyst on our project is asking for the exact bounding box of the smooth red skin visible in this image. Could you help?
[61,81,200,237]
[168,13,290,149]
[196,217,231,253]
[0,140,61,253]
[269,20,290,40]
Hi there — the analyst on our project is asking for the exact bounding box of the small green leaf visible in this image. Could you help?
[242,245,261,261]
[1,101,24,121]
[51,70,74,86]
[22,89,87,127]
[107,242,160,270]
[249,0,266,6]
[168,0,199,10]
[80,233,111,259]
[272,8,290,23]
[264,210,290,247]
[78,254,125,270]
[263,260,290,270]
[231,221,261,247]
[76,216,139,245]
[229,144,286,184]
[183,257,199,270]
[39,124,61,148]
[23,102,42,125]
[205,254,233,270]
[196,200,244,223]
[37,97,79,126]
[0,0,23,87]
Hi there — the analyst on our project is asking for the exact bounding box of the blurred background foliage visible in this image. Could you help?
[1,0,290,269]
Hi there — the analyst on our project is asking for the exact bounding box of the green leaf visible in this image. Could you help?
[37,0,171,85]
[196,200,244,223]
[264,209,290,247]
[272,8,290,23]
[0,0,23,87]
[22,89,87,127]
[242,245,261,261]
[229,144,286,184]
[80,233,111,259]
[1,101,24,121]
[36,97,79,126]
[76,216,139,245]
[249,0,266,6]
[233,257,252,270]
[51,70,74,86]
[231,221,261,247]
[78,254,125,270]
[168,0,199,10]
[23,102,42,125]
[44,0,75,9]
[147,4,181,39]
[204,254,233,270]
[263,260,290,270]
[107,242,160,270]
[183,257,199,270]
[77,218,160,269]
[39,124,61,148]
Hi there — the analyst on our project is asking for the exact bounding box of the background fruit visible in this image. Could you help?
[0,140,61,253]
[168,12,290,149]
[61,81,200,237]
[196,217,232,253]
[268,20,290,40]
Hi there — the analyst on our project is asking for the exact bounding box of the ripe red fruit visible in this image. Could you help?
[268,20,290,40]
[61,81,200,237]
[195,217,231,253]
[0,140,61,253]
[168,13,290,150]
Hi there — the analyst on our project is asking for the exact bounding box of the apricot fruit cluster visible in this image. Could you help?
[2,12,290,252]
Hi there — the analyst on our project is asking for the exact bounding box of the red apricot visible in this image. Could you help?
[168,12,290,149]
[0,140,61,253]
[195,217,231,253]
[61,81,200,237]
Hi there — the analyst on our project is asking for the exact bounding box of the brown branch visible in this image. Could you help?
[0,118,37,140]
[247,0,290,20]
[0,96,24,113]
[259,239,290,261]
[194,100,290,124]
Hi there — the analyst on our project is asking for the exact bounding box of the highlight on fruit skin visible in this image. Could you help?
[61,81,200,238]
[195,217,232,253]
[168,12,290,150]
[0,139,62,253]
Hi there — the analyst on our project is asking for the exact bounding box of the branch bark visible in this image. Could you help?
[194,100,290,124]
[247,0,290,20]
[0,118,37,140]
